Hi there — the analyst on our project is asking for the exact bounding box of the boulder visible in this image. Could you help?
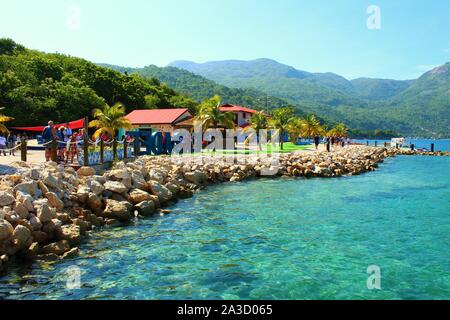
[14,203,29,219]
[185,171,208,185]
[42,240,70,255]
[104,181,128,194]
[43,172,59,189]
[165,182,180,196]
[87,192,102,211]
[58,225,81,245]
[32,231,47,243]
[37,204,56,223]
[29,215,43,231]
[0,219,14,241]
[13,181,39,197]
[77,166,96,177]
[16,191,34,212]
[12,225,32,249]
[76,186,90,203]
[148,180,173,203]
[135,200,156,217]
[129,189,152,204]
[61,247,79,259]
[22,242,39,260]
[87,180,104,196]
[0,191,15,207]
[45,192,64,210]
[103,199,132,221]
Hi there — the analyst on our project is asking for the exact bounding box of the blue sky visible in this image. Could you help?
[0,0,449,80]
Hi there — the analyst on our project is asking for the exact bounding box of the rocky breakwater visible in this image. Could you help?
[0,146,396,273]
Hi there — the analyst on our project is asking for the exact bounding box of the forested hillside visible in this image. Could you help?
[0,39,197,126]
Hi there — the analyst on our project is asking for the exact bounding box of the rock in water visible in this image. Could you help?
[148,181,173,203]
[103,199,132,221]
[135,200,156,217]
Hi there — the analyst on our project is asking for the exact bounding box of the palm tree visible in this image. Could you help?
[269,107,295,150]
[195,95,235,130]
[244,111,268,150]
[287,117,304,143]
[328,123,348,137]
[299,114,324,138]
[88,103,132,139]
[0,107,14,134]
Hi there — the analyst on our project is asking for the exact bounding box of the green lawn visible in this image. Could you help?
[185,142,313,156]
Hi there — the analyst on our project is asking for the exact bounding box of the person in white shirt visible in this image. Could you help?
[63,123,73,142]
[0,135,7,156]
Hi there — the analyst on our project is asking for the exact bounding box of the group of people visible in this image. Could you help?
[41,121,88,163]
[312,135,351,150]
[0,133,28,156]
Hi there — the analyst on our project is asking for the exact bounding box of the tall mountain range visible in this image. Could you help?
[168,59,450,137]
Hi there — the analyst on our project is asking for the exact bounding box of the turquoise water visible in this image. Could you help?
[1,156,449,300]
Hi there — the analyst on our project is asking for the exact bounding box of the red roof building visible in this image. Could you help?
[219,104,259,127]
[125,108,193,133]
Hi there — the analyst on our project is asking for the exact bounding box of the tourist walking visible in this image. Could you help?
[57,127,66,162]
[7,133,17,156]
[0,134,7,156]
[41,121,58,161]
[313,135,320,150]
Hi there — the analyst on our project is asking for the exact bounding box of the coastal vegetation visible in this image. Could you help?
[0,107,14,134]
[169,59,450,137]
[89,103,132,139]
[195,95,235,131]
[269,107,295,150]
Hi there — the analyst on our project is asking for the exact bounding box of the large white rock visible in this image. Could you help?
[45,192,64,210]
[129,189,152,204]
[148,180,173,203]
[77,166,96,177]
[0,219,14,241]
[104,181,128,194]
[13,181,39,197]
[16,191,34,212]
[14,203,29,219]
[0,191,15,207]
[37,204,56,223]
[87,180,104,196]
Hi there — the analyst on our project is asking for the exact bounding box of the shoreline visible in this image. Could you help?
[0,146,449,274]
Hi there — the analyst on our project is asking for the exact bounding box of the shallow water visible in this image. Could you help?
[1,156,449,300]
[354,139,450,151]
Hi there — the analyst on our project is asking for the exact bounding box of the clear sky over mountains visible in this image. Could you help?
[0,0,449,79]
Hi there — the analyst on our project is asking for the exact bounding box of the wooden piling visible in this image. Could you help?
[113,139,118,160]
[123,139,128,159]
[51,140,57,162]
[20,140,27,162]
[431,143,435,152]
[83,137,89,166]
[100,139,104,164]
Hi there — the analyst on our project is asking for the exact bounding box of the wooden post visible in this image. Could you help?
[83,137,89,166]
[326,141,330,152]
[123,138,128,159]
[51,140,57,162]
[431,143,435,152]
[410,144,415,151]
[375,141,378,147]
[113,139,118,161]
[384,142,387,147]
[134,138,139,158]
[21,140,27,162]
[366,141,369,146]
[100,139,104,164]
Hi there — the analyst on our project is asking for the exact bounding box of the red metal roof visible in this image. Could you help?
[220,104,258,114]
[126,109,192,125]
